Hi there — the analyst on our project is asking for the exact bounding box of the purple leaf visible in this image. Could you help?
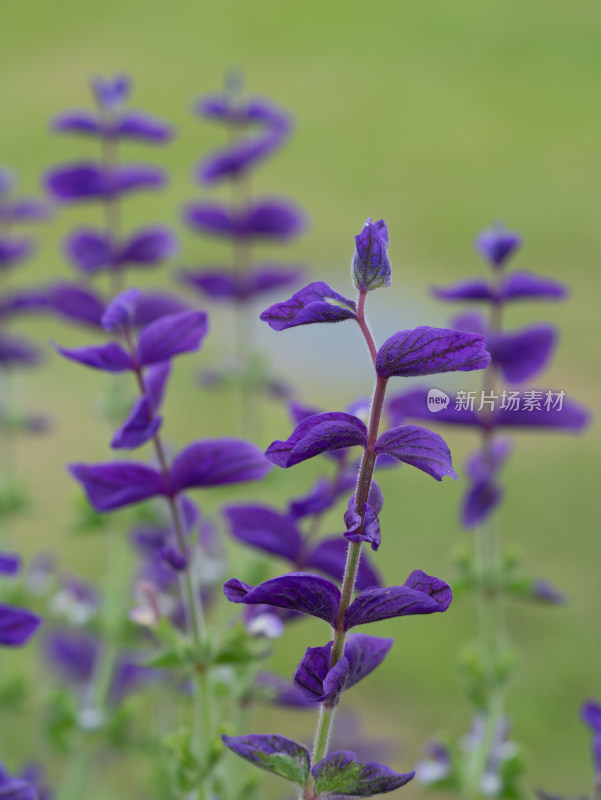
[119,227,177,265]
[0,604,41,647]
[245,199,305,240]
[115,111,172,143]
[132,291,190,326]
[502,270,568,301]
[223,573,341,625]
[462,478,503,528]
[52,110,102,136]
[265,412,367,468]
[352,218,391,292]
[68,462,165,511]
[179,265,302,302]
[0,335,40,367]
[431,278,495,302]
[312,751,414,796]
[582,701,601,734]
[144,361,171,412]
[46,282,105,327]
[0,238,32,270]
[345,570,452,629]
[65,229,113,274]
[223,504,303,562]
[260,282,357,331]
[111,395,161,449]
[222,733,310,785]
[0,288,50,320]
[198,132,285,184]
[46,162,165,202]
[0,775,37,800]
[488,324,556,384]
[0,197,49,223]
[170,439,271,492]
[495,393,590,432]
[476,224,521,268]
[374,425,457,481]
[54,341,133,372]
[101,288,142,331]
[376,326,490,379]
[304,538,382,591]
[137,310,208,366]
[0,554,20,576]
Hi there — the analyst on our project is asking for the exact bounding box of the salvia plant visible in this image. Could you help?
[179,73,306,429]
[219,217,493,798]
[387,224,589,796]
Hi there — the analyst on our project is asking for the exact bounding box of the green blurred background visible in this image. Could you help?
[1,0,600,796]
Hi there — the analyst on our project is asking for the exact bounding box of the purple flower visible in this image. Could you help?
[352,218,391,292]
[293,634,392,707]
[476,224,521,268]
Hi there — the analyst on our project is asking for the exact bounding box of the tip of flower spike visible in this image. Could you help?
[476,223,521,268]
[351,218,391,293]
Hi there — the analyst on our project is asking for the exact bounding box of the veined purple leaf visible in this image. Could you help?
[223,572,341,625]
[374,425,457,481]
[0,604,41,647]
[137,310,208,366]
[101,288,142,331]
[222,734,310,786]
[111,395,161,450]
[68,462,165,511]
[376,326,490,379]
[223,504,303,562]
[54,341,133,372]
[312,751,414,796]
[352,218,391,292]
[344,570,452,629]
[260,282,357,331]
[265,412,367,468]
[170,439,271,492]
[487,324,556,384]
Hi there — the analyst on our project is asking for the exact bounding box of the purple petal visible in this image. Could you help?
[462,478,503,528]
[46,283,105,327]
[312,751,414,796]
[136,310,208,366]
[244,199,305,240]
[0,554,20,576]
[118,227,177,265]
[255,672,314,708]
[52,111,102,136]
[223,572,340,625]
[101,288,142,331]
[488,325,556,384]
[476,225,521,268]
[144,361,171,412]
[46,163,165,202]
[0,238,32,270]
[374,425,457,481]
[345,570,452,629]
[54,341,133,372]
[431,278,495,302]
[170,439,271,493]
[260,282,357,331]
[344,502,381,551]
[115,111,172,143]
[65,229,113,274]
[68,462,165,511]
[376,326,490,379]
[352,218,391,292]
[502,270,568,301]
[304,538,382,591]
[111,395,161,449]
[0,604,41,647]
[221,733,310,780]
[0,335,40,367]
[91,74,130,110]
[132,291,189,326]
[265,412,367,468]
[223,504,303,562]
